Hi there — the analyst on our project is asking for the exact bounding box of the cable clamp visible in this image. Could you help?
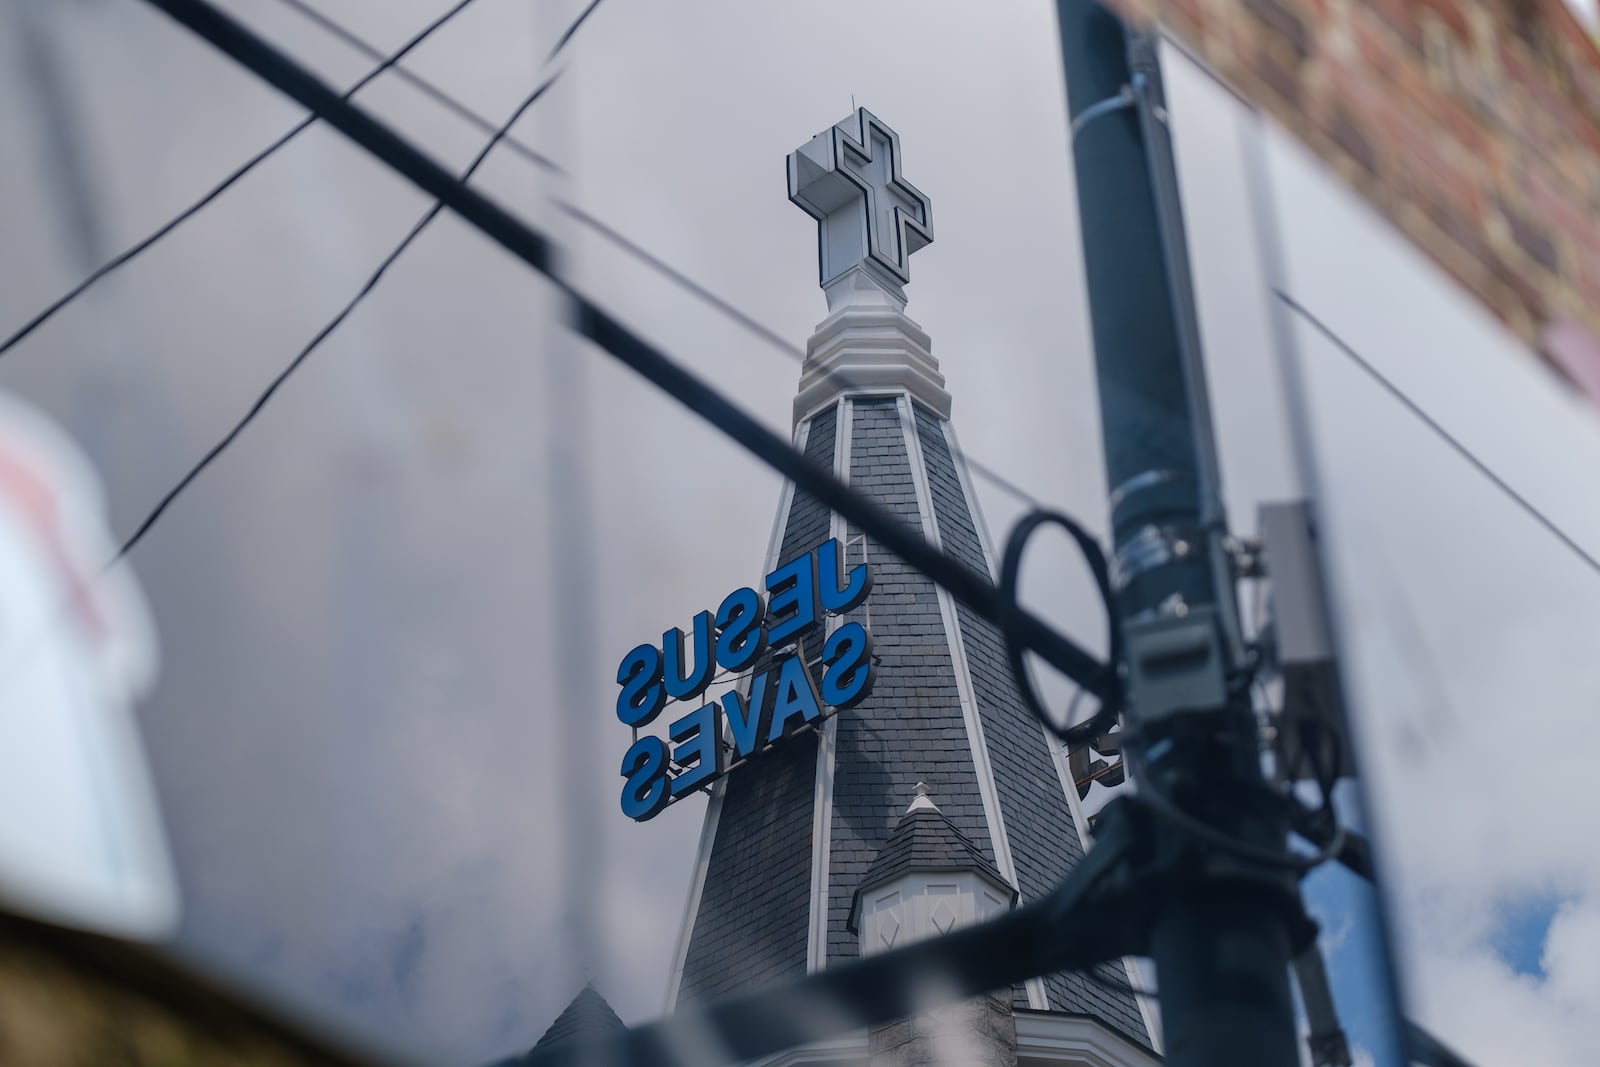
[1070,85,1136,140]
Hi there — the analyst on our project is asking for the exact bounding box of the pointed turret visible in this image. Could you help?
[849,784,1016,955]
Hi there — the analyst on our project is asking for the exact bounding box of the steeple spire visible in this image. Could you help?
[664,105,1157,1065]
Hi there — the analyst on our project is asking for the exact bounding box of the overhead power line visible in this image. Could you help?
[132,0,1113,701]
[270,0,1046,511]
[270,0,562,175]
[542,0,609,63]
[1277,290,1600,582]
[0,0,490,362]
[6,0,1043,522]
[556,202,1047,509]
[116,70,563,560]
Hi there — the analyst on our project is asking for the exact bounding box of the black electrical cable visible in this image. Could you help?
[998,509,1123,746]
[1277,290,1600,582]
[542,0,607,62]
[0,0,489,362]
[556,202,1047,509]
[285,0,1043,513]
[266,0,1050,513]
[116,69,562,560]
[130,0,1116,699]
[24,0,1043,522]
[1125,743,1345,875]
[270,0,562,174]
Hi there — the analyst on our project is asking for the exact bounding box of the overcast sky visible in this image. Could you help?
[1,2,1598,1065]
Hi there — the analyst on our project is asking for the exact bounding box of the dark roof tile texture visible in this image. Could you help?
[674,396,1150,1051]
[825,398,998,968]
[914,404,1149,1047]
[676,405,836,1003]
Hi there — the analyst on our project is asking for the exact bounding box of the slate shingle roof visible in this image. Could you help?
[674,395,1153,1051]
[530,985,626,1053]
[825,398,999,970]
[912,405,1151,1041]
[676,407,836,1004]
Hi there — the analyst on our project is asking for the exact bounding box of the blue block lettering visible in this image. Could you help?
[619,735,671,821]
[818,537,872,615]
[669,703,721,798]
[720,669,771,759]
[616,643,665,727]
[765,551,821,648]
[715,586,768,672]
[821,620,875,711]
[766,654,823,744]
[663,610,715,702]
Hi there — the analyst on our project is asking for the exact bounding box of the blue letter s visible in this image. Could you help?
[620,735,671,821]
[616,643,665,727]
[820,621,875,710]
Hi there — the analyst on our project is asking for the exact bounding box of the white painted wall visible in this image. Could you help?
[1164,39,1600,1067]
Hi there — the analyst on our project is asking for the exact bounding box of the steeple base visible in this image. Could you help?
[793,266,950,426]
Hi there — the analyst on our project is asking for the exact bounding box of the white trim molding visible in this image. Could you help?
[940,420,1002,578]
[1015,1011,1163,1067]
[795,385,914,432]
[942,418,1161,1046]
[663,778,726,1011]
[807,398,852,972]
[791,281,949,426]
[745,1030,868,1067]
[897,395,1048,1013]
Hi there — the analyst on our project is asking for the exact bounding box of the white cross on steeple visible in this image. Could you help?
[788,108,933,296]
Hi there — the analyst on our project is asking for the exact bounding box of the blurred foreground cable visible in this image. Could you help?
[502,817,1130,1067]
[0,0,488,361]
[131,0,1114,697]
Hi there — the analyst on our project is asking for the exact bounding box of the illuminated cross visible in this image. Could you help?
[788,108,933,295]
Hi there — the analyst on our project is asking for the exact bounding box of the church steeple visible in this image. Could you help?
[665,108,1156,1065]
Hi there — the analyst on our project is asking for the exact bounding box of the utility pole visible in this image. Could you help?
[1055,3,1301,1065]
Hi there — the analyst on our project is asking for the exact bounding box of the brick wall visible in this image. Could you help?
[1108,0,1600,377]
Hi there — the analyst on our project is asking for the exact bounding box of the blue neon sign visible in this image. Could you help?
[617,537,874,821]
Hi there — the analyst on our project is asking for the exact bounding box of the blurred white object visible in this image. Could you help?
[0,391,176,938]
